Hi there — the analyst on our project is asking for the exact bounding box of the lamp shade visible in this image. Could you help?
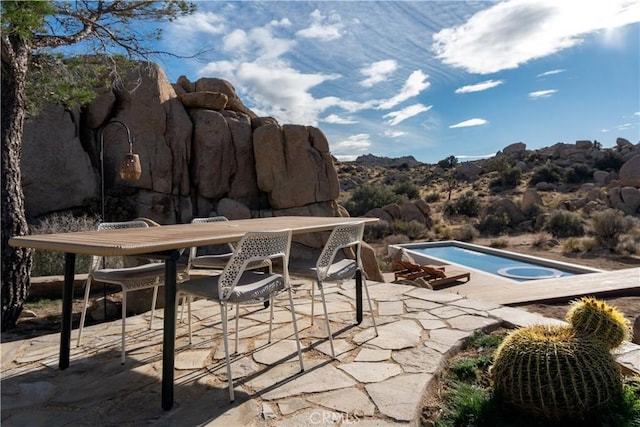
[119,153,142,181]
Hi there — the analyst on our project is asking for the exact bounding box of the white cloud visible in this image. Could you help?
[450,118,488,128]
[537,69,565,77]
[432,0,640,74]
[377,70,431,109]
[383,104,432,126]
[455,79,504,94]
[332,133,372,160]
[296,9,345,41]
[384,130,408,138]
[456,153,497,160]
[634,112,640,116]
[529,89,557,98]
[360,60,398,87]
[616,122,633,130]
[171,11,225,35]
[322,114,358,124]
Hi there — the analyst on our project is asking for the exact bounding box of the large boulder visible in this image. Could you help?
[619,155,640,188]
[521,189,542,213]
[22,104,98,218]
[254,124,339,209]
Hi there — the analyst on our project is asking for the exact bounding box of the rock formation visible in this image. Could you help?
[21,61,381,279]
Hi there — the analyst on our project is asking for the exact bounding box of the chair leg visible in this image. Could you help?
[268,297,274,343]
[221,303,234,402]
[77,276,93,347]
[234,304,240,354]
[287,287,305,372]
[362,276,378,336]
[310,280,316,326]
[121,290,127,364]
[187,296,193,344]
[149,285,158,330]
[318,281,336,358]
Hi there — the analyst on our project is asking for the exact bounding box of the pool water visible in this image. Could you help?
[411,245,574,282]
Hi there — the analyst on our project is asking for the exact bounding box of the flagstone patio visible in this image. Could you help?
[2,277,638,426]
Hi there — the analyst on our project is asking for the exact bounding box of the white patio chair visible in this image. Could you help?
[289,221,378,358]
[76,220,180,364]
[176,229,304,402]
[180,216,271,330]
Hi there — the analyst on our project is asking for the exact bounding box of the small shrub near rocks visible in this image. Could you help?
[489,238,509,248]
[543,210,585,238]
[590,209,634,250]
[528,162,564,186]
[594,150,624,172]
[530,232,554,248]
[562,237,598,254]
[425,191,440,203]
[477,212,511,236]
[343,184,406,216]
[565,163,592,184]
[445,191,481,218]
[392,182,421,199]
[454,225,479,242]
[392,220,427,240]
[614,220,640,255]
[30,212,99,276]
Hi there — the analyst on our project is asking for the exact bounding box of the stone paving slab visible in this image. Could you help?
[1,278,638,427]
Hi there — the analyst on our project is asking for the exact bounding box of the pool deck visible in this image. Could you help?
[399,267,640,305]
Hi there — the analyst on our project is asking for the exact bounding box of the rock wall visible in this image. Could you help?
[21,62,340,227]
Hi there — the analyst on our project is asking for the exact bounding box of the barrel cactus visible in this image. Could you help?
[491,297,630,421]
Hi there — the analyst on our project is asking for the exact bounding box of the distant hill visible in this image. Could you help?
[353,153,421,168]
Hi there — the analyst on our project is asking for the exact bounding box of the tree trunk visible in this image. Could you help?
[1,35,33,330]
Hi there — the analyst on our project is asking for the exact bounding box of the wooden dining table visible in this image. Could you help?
[9,215,378,410]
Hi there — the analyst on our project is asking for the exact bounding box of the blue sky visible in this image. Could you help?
[153,1,639,164]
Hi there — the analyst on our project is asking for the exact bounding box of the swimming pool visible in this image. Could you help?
[392,241,602,283]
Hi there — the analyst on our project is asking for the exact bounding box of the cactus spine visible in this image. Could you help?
[491,297,630,421]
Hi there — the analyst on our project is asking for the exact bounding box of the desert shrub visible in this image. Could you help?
[393,182,421,199]
[543,210,585,238]
[562,238,581,253]
[477,212,511,235]
[490,167,521,189]
[528,162,563,186]
[424,191,440,203]
[522,203,543,221]
[435,225,454,240]
[486,155,510,173]
[590,209,633,249]
[454,225,478,242]
[565,163,592,184]
[437,155,458,170]
[343,184,406,216]
[489,238,509,248]
[616,231,640,255]
[445,191,481,218]
[391,220,427,240]
[30,212,99,276]
[594,150,624,172]
[363,221,393,241]
[530,232,553,248]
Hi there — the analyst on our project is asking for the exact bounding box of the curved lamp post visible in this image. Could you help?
[98,120,142,221]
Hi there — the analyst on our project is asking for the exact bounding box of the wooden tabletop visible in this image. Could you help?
[9,216,379,257]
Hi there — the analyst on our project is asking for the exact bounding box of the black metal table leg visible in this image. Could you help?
[162,250,180,411]
[60,252,75,369]
[355,269,363,324]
